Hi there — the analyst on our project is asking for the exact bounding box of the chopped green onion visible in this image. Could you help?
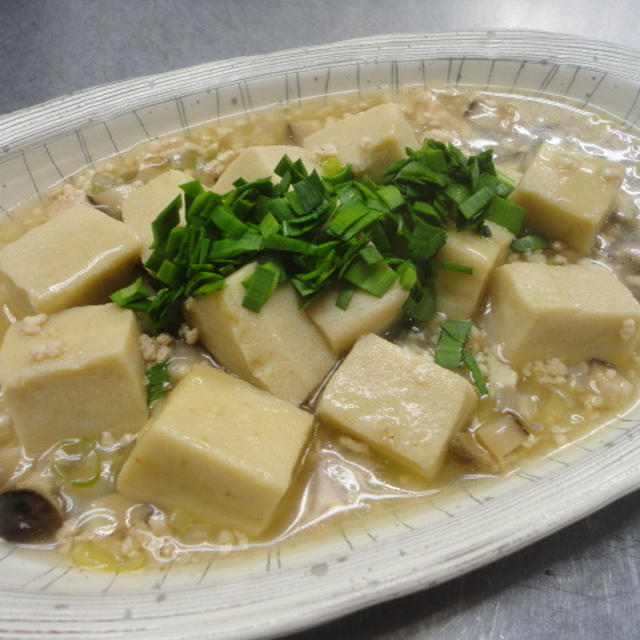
[327,202,370,237]
[294,171,325,212]
[210,205,250,238]
[441,261,473,275]
[320,155,342,175]
[343,259,397,297]
[146,362,172,404]
[396,261,417,291]
[422,148,448,172]
[51,438,101,487]
[376,185,404,210]
[110,277,153,312]
[463,349,488,395]
[444,182,471,206]
[335,284,356,310]
[458,186,495,219]
[259,212,280,237]
[485,197,525,234]
[496,171,516,196]
[359,244,384,265]
[435,320,472,368]
[396,161,448,186]
[264,234,317,255]
[156,259,183,288]
[111,141,526,330]
[209,234,263,259]
[407,220,447,262]
[242,262,281,312]
[403,286,435,322]
[510,235,551,252]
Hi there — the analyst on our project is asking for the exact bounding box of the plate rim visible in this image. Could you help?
[1,29,640,639]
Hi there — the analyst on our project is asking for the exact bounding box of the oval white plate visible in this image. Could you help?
[2,31,640,640]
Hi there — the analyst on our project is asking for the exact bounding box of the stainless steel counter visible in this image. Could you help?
[1,1,639,638]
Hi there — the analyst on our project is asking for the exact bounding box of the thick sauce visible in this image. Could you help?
[1,87,640,570]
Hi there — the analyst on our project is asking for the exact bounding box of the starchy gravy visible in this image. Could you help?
[1,87,640,570]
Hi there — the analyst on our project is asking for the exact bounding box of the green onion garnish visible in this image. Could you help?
[343,259,397,297]
[510,235,551,252]
[485,197,525,235]
[51,438,101,487]
[463,349,488,395]
[335,283,356,310]
[146,362,171,404]
[111,138,526,333]
[109,277,153,312]
[242,262,281,312]
[435,320,472,368]
[441,261,473,275]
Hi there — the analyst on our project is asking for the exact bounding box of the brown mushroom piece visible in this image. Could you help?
[0,489,63,543]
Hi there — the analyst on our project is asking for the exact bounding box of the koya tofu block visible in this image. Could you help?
[317,334,477,478]
[212,145,316,194]
[511,143,624,255]
[117,364,313,536]
[435,221,513,319]
[184,262,335,405]
[0,204,141,318]
[489,263,640,367]
[121,169,191,260]
[0,304,147,456]
[307,280,409,354]
[303,103,418,182]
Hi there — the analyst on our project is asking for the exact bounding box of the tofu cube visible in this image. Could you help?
[289,120,323,145]
[184,263,335,405]
[212,145,316,194]
[489,263,640,367]
[121,169,191,260]
[0,204,141,318]
[0,304,147,456]
[303,104,418,182]
[435,221,513,319]
[512,143,624,255]
[117,364,313,536]
[307,280,409,354]
[317,334,477,478]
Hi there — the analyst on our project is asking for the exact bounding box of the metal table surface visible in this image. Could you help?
[1,1,639,638]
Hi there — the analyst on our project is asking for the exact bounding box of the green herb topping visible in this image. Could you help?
[111,140,527,333]
[435,320,487,394]
[146,362,172,404]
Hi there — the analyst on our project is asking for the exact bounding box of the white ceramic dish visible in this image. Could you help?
[2,30,640,640]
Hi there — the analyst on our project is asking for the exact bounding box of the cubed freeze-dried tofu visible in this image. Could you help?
[317,334,477,478]
[489,263,640,367]
[212,145,316,194]
[184,262,335,405]
[435,221,513,319]
[303,104,418,182]
[306,280,409,354]
[0,204,141,318]
[121,169,191,260]
[0,304,147,456]
[117,364,313,536]
[511,143,624,255]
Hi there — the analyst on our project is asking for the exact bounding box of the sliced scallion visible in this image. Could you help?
[51,438,101,488]
[242,262,281,312]
[434,320,472,368]
[441,261,473,275]
[510,235,551,252]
